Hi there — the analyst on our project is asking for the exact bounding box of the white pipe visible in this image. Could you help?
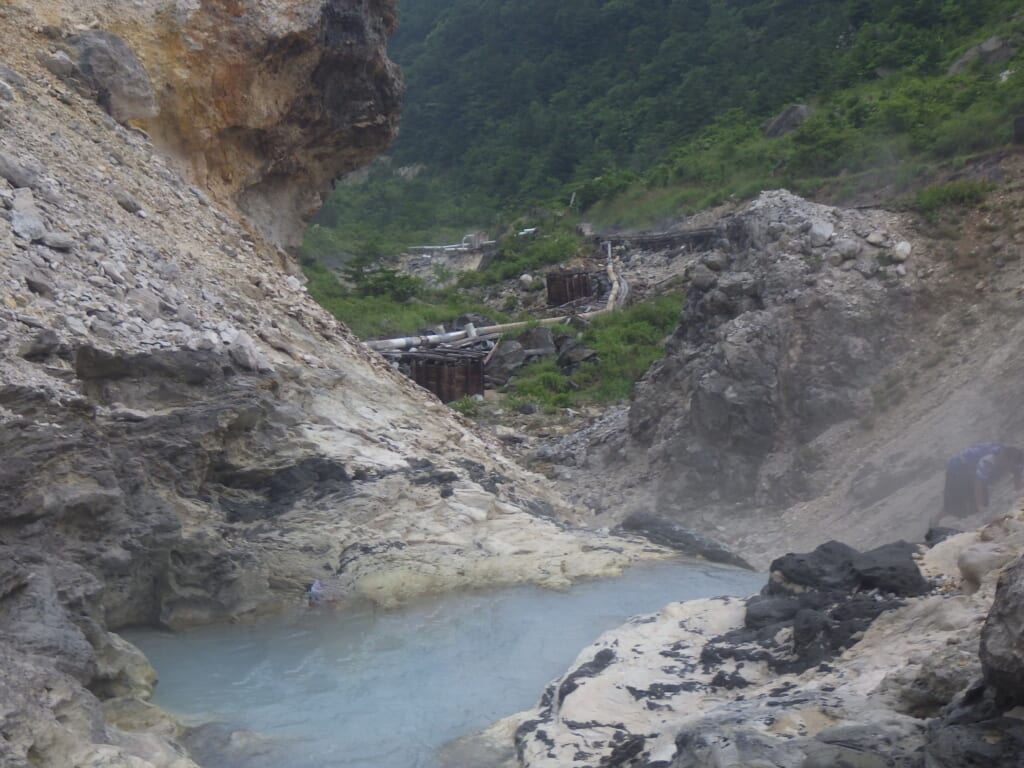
[366,259,627,352]
[365,310,613,352]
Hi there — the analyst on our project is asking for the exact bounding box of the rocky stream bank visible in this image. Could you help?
[454,512,1024,768]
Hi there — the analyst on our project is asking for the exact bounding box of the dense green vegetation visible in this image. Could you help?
[300,0,1024,261]
[298,0,1021,411]
[508,293,686,410]
[300,226,585,336]
[302,261,506,339]
[912,179,993,220]
[457,231,581,288]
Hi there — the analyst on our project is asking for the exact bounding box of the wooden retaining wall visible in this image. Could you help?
[407,349,487,403]
[546,270,595,306]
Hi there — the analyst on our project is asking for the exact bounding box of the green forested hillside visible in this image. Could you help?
[391,0,853,202]
[304,0,1023,264]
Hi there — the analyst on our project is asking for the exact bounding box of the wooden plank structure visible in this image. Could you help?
[546,269,594,306]
[406,349,487,403]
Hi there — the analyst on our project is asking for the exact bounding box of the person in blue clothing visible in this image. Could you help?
[307,579,325,607]
[943,443,1024,519]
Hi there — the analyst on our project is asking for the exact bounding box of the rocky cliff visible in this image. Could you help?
[0,4,669,766]
[548,174,1024,566]
[23,0,402,249]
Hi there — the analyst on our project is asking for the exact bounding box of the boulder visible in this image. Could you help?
[67,31,158,123]
[834,237,863,261]
[688,262,719,289]
[926,715,1024,768]
[762,104,811,138]
[11,188,45,241]
[808,219,835,247]
[803,721,927,768]
[18,329,61,361]
[486,340,526,386]
[702,250,729,271]
[892,241,912,262]
[980,554,1024,706]
[517,326,557,358]
[768,540,929,597]
[0,150,42,189]
[0,63,26,91]
[41,231,75,251]
[226,330,271,372]
[948,36,1016,75]
[38,49,75,78]
[958,542,1017,594]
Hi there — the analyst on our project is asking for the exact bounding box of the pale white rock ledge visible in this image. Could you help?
[460,508,1024,768]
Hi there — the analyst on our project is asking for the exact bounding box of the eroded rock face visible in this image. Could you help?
[25,0,403,248]
[626,192,921,514]
[980,554,1024,706]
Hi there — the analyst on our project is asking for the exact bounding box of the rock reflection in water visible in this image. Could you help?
[126,560,763,768]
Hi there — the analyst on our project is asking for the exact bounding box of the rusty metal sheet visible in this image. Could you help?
[406,349,486,403]
[546,270,594,306]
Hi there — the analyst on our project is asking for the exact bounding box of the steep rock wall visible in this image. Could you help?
[628,192,924,510]
[0,7,666,767]
[552,183,1024,566]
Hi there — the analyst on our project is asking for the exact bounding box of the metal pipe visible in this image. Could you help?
[365,310,614,351]
[365,258,627,352]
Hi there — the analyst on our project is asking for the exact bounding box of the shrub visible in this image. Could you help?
[355,269,426,302]
[507,358,576,412]
[448,396,480,417]
[458,232,579,288]
[913,180,992,218]
[507,293,684,407]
